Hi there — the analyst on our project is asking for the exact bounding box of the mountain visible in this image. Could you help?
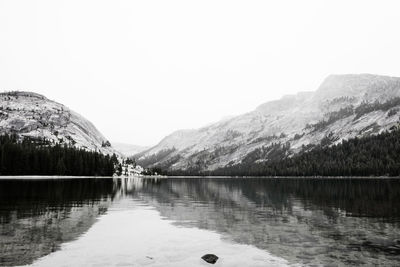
[0,91,118,156]
[112,142,149,157]
[136,74,400,172]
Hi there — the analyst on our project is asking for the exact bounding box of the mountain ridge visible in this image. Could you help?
[0,91,119,156]
[135,74,400,172]
[112,142,149,157]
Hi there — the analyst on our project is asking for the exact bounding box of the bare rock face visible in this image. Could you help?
[0,91,118,156]
[137,74,400,171]
[201,254,219,264]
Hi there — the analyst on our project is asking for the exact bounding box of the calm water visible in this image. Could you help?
[1,177,400,266]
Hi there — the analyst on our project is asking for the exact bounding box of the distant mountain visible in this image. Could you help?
[112,142,149,157]
[136,74,400,172]
[0,91,119,155]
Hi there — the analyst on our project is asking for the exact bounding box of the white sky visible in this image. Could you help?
[1,0,400,146]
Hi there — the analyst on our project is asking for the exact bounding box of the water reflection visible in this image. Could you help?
[121,178,400,266]
[0,178,115,266]
[1,177,400,266]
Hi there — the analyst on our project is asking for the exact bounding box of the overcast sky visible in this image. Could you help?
[1,0,400,146]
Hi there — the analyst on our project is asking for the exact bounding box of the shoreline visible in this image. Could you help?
[0,175,399,179]
[0,175,115,179]
[165,175,400,179]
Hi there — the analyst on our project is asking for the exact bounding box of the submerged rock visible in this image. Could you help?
[201,254,219,264]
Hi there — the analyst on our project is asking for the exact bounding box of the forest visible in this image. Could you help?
[0,134,117,176]
[165,127,400,177]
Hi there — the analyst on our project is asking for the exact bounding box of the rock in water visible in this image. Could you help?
[201,254,219,264]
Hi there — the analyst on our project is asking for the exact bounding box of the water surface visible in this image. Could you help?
[1,177,400,266]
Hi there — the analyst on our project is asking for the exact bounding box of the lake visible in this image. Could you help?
[1,177,400,266]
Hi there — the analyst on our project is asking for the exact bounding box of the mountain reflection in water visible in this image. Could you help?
[0,178,115,266]
[1,177,400,266]
[122,178,400,266]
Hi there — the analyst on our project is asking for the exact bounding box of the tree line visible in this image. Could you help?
[0,134,118,176]
[164,127,400,177]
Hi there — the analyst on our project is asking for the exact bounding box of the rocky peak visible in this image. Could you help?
[315,74,400,102]
[0,91,118,156]
[137,74,400,172]
[0,91,48,100]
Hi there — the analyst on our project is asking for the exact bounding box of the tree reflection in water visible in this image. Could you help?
[120,178,400,266]
[1,177,400,266]
[0,178,116,266]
